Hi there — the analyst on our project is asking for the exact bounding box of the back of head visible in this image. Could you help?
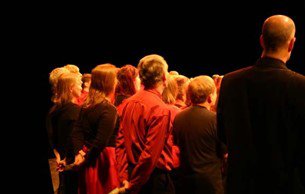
[187,75,215,105]
[81,73,92,89]
[162,75,178,104]
[91,64,117,95]
[173,74,190,101]
[85,63,117,107]
[138,54,168,89]
[262,15,295,52]
[116,64,138,96]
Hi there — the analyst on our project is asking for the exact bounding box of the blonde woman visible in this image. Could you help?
[47,72,82,194]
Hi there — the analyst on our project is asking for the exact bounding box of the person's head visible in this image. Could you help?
[116,64,140,96]
[169,70,179,75]
[49,67,71,102]
[81,73,92,91]
[64,64,82,78]
[260,15,296,61]
[55,73,83,105]
[162,75,178,104]
[85,63,117,107]
[137,54,169,90]
[187,75,216,109]
[173,74,190,103]
[212,74,224,93]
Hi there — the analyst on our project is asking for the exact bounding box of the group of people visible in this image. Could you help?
[46,15,305,194]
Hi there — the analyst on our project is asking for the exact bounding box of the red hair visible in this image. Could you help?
[115,65,138,96]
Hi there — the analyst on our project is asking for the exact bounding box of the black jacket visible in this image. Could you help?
[217,57,305,194]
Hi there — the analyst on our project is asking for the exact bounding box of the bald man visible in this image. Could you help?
[217,15,305,194]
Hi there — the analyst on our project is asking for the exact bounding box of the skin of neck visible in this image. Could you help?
[261,49,290,63]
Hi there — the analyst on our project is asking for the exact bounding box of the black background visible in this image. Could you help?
[23,1,304,193]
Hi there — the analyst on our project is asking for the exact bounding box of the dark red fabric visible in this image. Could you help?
[78,147,119,194]
[167,104,181,168]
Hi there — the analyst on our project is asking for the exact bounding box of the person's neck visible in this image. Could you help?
[153,83,165,95]
[105,93,114,104]
[261,50,289,63]
[196,101,211,111]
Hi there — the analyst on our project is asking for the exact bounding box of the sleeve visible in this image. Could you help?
[217,78,227,145]
[128,113,171,193]
[115,116,129,183]
[85,104,118,157]
[71,109,86,155]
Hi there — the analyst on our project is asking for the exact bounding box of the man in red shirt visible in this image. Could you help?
[116,54,175,194]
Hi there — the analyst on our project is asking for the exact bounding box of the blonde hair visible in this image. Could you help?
[55,73,81,105]
[49,67,70,103]
[187,75,216,105]
[162,76,178,104]
[64,64,80,74]
[84,64,117,107]
[173,75,189,102]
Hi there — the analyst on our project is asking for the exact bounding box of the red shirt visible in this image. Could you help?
[116,89,173,193]
[166,104,181,168]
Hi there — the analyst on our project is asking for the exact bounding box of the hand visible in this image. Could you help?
[74,153,85,166]
[57,158,66,172]
[122,180,130,190]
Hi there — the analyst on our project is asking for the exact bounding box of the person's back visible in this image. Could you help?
[174,76,225,194]
[116,54,175,194]
[217,15,305,194]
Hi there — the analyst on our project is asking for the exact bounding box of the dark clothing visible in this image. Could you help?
[116,89,174,194]
[173,105,225,194]
[72,100,120,194]
[46,103,81,163]
[72,100,119,164]
[217,57,305,194]
[114,94,130,107]
[46,103,81,194]
[138,168,175,194]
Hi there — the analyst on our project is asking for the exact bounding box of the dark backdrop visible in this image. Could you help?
[32,1,304,193]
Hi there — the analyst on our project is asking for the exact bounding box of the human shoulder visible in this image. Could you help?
[224,66,253,81]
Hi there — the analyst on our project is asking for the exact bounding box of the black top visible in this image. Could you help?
[173,105,225,194]
[46,103,81,162]
[72,100,119,163]
[217,57,305,194]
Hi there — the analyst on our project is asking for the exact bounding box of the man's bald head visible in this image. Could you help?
[262,15,295,52]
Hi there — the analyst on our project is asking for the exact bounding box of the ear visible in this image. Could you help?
[260,35,265,49]
[162,71,167,82]
[288,37,296,52]
[207,93,212,104]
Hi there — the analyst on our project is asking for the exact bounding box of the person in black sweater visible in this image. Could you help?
[47,72,83,194]
[173,75,226,194]
[72,64,120,194]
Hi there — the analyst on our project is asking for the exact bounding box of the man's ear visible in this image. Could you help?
[288,37,296,52]
[260,35,265,49]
